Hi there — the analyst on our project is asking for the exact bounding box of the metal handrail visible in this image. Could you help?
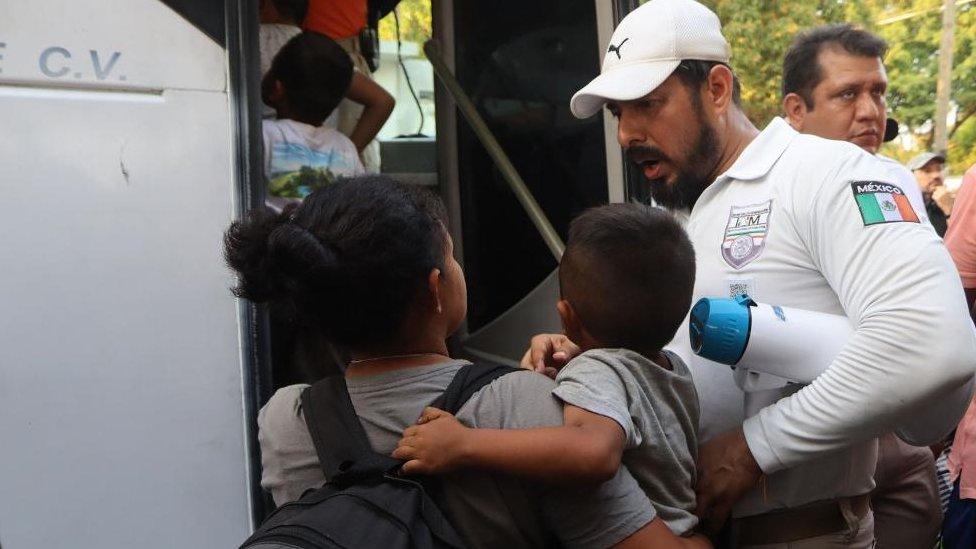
[423,39,565,261]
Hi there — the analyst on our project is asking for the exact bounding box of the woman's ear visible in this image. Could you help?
[428,268,443,314]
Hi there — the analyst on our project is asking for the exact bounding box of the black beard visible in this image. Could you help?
[628,101,721,210]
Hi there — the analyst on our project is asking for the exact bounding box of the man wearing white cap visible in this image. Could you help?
[526,0,976,545]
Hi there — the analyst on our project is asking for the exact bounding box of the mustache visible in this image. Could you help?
[625,145,669,165]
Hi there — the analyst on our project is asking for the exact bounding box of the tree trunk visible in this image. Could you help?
[934,0,957,156]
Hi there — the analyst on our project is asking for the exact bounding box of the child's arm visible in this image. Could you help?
[393,404,626,484]
[344,73,395,152]
[614,517,713,549]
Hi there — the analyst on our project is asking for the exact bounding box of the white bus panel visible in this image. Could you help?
[0,1,251,547]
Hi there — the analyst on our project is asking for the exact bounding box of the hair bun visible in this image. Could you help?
[225,206,341,305]
[266,222,339,287]
[223,209,286,303]
[224,176,449,349]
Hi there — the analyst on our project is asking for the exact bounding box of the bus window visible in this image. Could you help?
[451,0,610,332]
[375,1,437,189]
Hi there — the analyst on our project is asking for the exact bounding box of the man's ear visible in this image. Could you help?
[557,299,581,341]
[428,268,443,314]
[706,64,736,113]
[783,93,808,131]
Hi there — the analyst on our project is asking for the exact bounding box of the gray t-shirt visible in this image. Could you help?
[553,349,700,535]
[258,360,654,548]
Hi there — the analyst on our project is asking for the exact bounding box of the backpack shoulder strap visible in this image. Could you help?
[434,362,555,546]
[301,376,400,482]
[433,362,521,415]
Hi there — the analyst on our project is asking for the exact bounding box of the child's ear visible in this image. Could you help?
[556,299,581,341]
[262,78,285,108]
[428,268,443,314]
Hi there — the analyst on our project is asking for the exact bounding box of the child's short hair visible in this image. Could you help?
[271,0,309,24]
[268,32,353,126]
[560,203,696,354]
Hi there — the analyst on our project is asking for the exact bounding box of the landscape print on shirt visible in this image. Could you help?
[268,142,356,198]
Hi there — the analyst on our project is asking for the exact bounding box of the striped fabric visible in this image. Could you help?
[937,440,954,515]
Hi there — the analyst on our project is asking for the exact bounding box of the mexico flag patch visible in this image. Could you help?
[850,181,919,226]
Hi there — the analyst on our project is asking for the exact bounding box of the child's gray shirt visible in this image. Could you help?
[553,348,700,535]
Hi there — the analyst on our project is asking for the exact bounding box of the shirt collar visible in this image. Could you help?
[719,117,798,182]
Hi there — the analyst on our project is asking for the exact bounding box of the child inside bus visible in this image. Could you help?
[259,0,394,156]
[394,203,701,537]
[262,32,365,206]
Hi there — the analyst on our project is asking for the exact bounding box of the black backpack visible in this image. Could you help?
[241,363,519,549]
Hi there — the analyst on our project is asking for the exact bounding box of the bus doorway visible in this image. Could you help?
[260,0,623,386]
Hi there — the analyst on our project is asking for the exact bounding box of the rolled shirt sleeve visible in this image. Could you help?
[553,357,642,449]
[742,153,976,473]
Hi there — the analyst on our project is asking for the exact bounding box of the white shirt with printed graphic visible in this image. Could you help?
[262,118,365,195]
[666,117,976,517]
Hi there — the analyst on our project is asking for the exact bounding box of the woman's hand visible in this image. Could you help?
[393,407,472,475]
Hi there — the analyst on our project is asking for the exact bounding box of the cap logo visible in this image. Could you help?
[607,37,629,60]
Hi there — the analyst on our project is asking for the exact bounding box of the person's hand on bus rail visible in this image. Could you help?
[520,333,581,378]
[394,407,471,475]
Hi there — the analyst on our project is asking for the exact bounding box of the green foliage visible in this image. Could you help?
[378,0,432,45]
[950,115,976,172]
[375,0,976,172]
[709,0,975,172]
[707,0,872,125]
[874,0,976,172]
[647,0,973,170]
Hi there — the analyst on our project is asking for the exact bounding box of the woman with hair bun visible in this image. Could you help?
[224,175,658,548]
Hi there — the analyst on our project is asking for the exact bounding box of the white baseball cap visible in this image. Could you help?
[570,0,731,119]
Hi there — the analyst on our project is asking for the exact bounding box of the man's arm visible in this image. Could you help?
[343,72,394,152]
[744,152,976,473]
[944,169,976,324]
[396,405,625,484]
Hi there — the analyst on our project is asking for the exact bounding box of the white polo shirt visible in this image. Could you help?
[667,117,976,517]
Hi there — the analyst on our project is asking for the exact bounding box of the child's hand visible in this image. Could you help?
[520,333,581,379]
[393,407,471,475]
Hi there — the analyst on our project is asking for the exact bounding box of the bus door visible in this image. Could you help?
[430,0,630,363]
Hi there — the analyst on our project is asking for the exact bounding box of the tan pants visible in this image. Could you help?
[871,432,942,549]
[738,509,875,548]
[334,35,381,173]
